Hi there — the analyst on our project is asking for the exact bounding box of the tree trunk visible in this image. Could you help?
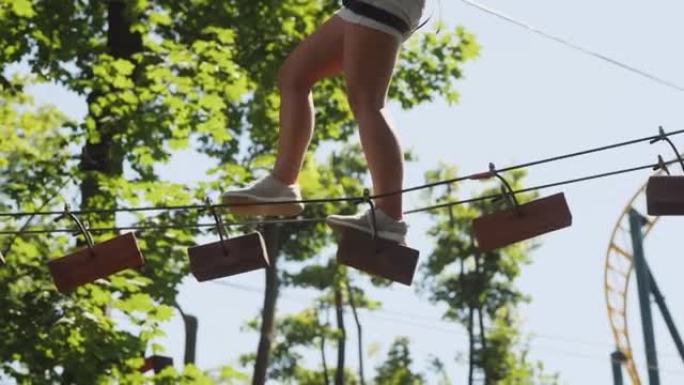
[321,331,330,385]
[252,223,281,385]
[81,0,141,216]
[460,250,470,385]
[346,279,365,385]
[80,0,141,213]
[65,2,141,383]
[334,286,346,385]
[467,306,475,385]
[321,304,332,385]
[474,252,488,385]
[477,306,488,385]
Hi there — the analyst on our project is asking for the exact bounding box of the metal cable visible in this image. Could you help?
[1,128,681,219]
[0,217,327,236]
[460,0,684,93]
[0,158,673,235]
[405,162,658,214]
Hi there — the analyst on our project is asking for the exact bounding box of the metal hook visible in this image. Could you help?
[362,188,378,240]
[55,204,95,257]
[205,198,229,257]
[653,155,671,176]
[650,126,684,173]
[488,163,521,210]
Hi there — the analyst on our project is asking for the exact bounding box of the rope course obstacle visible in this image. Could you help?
[1,127,684,291]
[187,199,269,282]
[47,204,144,294]
[332,188,420,285]
[470,164,572,251]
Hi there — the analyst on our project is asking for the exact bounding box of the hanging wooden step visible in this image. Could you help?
[645,127,684,215]
[189,199,270,281]
[189,232,269,281]
[473,193,572,252]
[646,175,684,215]
[336,227,419,286]
[48,232,144,294]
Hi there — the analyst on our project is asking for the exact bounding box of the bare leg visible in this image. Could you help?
[343,22,403,219]
[272,16,345,185]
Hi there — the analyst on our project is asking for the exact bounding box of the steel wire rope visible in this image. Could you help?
[0,217,327,235]
[1,156,681,235]
[0,128,682,220]
[459,0,684,93]
[404,161,661,214]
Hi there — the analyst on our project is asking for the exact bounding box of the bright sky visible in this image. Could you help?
[20,1,684,384]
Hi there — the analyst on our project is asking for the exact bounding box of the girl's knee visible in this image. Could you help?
[347,88,385,118]
[277,62,314,94]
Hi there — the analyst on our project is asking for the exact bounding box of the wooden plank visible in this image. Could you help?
[188,232,269,282]
[473,193,572,252]
[336,227,419,286]
[646,175,684,215]
[48,232,144,294]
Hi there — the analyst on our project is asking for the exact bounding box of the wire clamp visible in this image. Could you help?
[650,126,684,172]
[487,163,522,211]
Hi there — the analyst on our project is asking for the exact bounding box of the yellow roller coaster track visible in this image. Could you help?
[604,175,662,385]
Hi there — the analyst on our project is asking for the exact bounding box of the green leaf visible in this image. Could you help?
[10,0,35,17]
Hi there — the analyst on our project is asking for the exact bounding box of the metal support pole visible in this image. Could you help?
[648,267,684,365]
[628,209,660,385]
[611,351,626,385]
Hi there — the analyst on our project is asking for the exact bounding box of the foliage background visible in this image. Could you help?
[3,0,682,384]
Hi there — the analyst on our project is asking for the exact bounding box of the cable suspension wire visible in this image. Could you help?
[405,161,661,214]
[1,128,682,220]
[0,157,678,236]
[459,0,684,93]
[0,217,327,236]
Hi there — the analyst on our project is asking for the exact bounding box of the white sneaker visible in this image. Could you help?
[327,208,408,244]
[222,174,305,216]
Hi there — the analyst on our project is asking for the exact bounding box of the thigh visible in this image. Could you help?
[342,20,401,107]
[280,15,346,86]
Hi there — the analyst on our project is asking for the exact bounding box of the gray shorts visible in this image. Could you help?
[337,0,427,42]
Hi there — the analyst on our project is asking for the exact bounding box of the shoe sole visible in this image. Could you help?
[222,195,304,217]
[326,217,405,244]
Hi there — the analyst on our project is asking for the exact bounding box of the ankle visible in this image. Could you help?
[376,206,403,221]
[270,170,297,186]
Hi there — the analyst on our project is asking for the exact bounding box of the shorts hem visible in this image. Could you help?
[336,8,407,42]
